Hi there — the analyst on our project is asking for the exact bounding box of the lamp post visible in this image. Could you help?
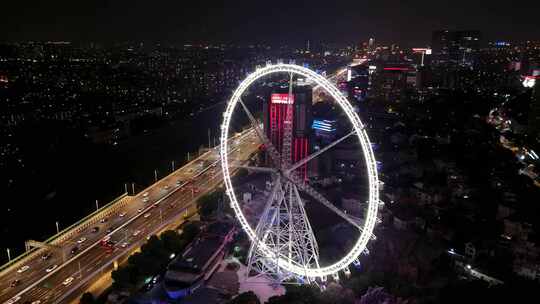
[208,129,211,149]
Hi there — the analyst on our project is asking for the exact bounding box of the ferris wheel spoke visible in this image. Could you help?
[236,165,277,174]
[287,173,364,231]
[286,129,356,174]
[238,98,282,168]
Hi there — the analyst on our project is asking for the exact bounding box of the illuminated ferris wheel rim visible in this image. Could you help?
[220,63,380,278]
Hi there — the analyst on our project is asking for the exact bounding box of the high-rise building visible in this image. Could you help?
[368,38,375,52]
[263,85,313,179]
[432,30,481,65]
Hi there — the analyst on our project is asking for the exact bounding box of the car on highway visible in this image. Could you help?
[100,217,108,223]
[119,212,127,217]
[41,252,52,260]
[144,213,151,218]
[31,300,41,304]
[100,237,112,248]
[106,227,115,233]
[132,230,141,236]
[143,197,150,203]
[17,265,30,273]
[62,277,74,286]
[164,185,170,191]
[120,242,129,248]
[91,226,100,233]
[137,208,143,213]
[77,237,87,244]
[105,246,114,254]
[10,280,20,288]
[45,264,58,273]
[176,180,183,186]
[143,192,149,197]
[4,296,20,304]
[70,246,79,255]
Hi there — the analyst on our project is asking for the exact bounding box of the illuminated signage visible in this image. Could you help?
[271,93,294,104]
[523,76,536,88]
[312,119,336,132]
[412,48,432,55]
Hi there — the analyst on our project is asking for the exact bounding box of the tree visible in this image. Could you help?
[161,230,187,253]
[181,221,200,241]
[344,274,371,296]
[358,286,395,304]
[80,292,95,304]
[197,191,222,218]
[111,264,138,289]
[140,235,169,262]
[319,283,355,304]
[227,291,260,304]
[268,285,322,304]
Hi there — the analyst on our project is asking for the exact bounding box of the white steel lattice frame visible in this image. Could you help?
[220,63,379,278]
[247,178,320,282]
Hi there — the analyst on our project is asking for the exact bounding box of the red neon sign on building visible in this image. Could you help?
[271,93,295,104]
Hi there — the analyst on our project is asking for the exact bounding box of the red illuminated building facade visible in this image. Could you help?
[263,86,313,179]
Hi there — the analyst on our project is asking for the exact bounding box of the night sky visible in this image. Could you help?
[2,0,539,45]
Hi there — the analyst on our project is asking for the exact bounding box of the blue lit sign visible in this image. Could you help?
[312,119,336,132]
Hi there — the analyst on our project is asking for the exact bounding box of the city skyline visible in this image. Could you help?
[2,1,540,45]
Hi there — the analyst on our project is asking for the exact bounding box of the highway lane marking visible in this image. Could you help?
[27,237,120,302]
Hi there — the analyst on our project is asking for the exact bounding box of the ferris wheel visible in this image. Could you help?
[219,63,380,283]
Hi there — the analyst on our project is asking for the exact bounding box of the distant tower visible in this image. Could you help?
[306,40,311,53]
[368,38,374,51]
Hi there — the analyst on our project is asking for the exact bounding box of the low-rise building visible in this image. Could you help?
[163,221,236,300]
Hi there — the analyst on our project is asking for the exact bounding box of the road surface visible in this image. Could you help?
[0,128,260,304]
